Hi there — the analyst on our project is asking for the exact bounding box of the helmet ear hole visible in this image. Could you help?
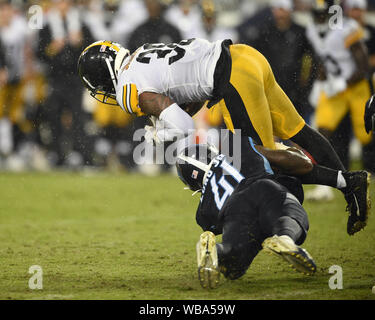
[176,144,217,191]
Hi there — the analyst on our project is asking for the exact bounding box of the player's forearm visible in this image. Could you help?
[290,124,346,171]
[256,146,313,176]
[139,92,174,117]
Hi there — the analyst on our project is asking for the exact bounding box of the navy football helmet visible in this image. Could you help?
[176,144,219,191]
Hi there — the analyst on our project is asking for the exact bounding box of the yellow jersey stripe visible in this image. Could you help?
[122,85,131,114]
[121,84,139,115]
[345,28,364,48]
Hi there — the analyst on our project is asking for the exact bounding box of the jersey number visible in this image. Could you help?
[210,160,244,210]
[136,39,195,65]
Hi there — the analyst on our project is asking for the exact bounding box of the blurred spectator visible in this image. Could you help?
[0,38,7,88]
[345,0,375,70]
[83,0,148,45]
[250,0,316,121]
[164,0,203,39]
[305,0,372,175]
[37,0,94,168]
[345,0,375,173]
[0,0,31,167]
[196,0,238,42]
[127,0,182,52]
[237,4,273,45]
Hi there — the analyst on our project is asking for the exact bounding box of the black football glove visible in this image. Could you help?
[364,94,375,134]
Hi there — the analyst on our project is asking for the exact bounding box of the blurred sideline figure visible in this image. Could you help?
[37,0,95,168]
[345,0,375,173]
[305,0,373,201]
[127,0,181,52]
[0,0,33,169]
[164,0,203,39]
[0,39,7,88]
[83,0,148,45]
[251,0,316,123]
[346,0,375,70]
[198,0,238,42]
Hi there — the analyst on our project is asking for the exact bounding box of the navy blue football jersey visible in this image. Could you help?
[196,132,274,234]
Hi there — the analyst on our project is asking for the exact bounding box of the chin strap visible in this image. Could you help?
[184,187,201,196]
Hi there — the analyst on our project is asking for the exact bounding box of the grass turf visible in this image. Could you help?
[0,171,374,300]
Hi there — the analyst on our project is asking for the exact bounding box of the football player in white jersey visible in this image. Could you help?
[305,0,372,201]
[77,37,371,235]
[0,0,31,159]
[307,0,372,149]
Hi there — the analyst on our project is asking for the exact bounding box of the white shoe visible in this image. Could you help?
[196,231,220,289]
[305,185,334,202]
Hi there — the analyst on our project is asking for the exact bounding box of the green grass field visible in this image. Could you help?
[0,171,374,300]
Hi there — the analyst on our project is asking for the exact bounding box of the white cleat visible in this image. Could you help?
[262,235,317,276]
[305,185,334,202]
[196,231,220,289]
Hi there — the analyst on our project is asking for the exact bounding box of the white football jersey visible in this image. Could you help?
[306,18,363,81]
[115,38,223,115]
[0,14,29,82]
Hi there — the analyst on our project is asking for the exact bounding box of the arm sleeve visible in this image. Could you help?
[155,103,196,144]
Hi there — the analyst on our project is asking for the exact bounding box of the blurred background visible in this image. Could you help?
[0,0,374,175]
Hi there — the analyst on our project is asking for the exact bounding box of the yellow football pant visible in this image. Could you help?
[215,44,305,150]
[0,82,25,124]
[315,79,372,145]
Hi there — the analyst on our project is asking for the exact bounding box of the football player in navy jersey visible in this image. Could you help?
[176,130,372,288]
[176,131,318,288]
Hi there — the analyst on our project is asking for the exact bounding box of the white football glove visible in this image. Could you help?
[144,118,186,144]
[144,125,161,144]
[323,74,347,98]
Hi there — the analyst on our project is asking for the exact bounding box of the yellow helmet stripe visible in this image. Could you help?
[82,41,121,55]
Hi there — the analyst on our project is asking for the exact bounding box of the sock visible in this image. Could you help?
[337,170,347,189]
[298,164,340,188]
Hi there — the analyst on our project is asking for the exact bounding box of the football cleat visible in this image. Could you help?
[342,171,371,235]
[196,231,220,289]
[262,235,317,275]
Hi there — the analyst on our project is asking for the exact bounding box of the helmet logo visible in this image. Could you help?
[192,170,199,180]
[100,45,107,52]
